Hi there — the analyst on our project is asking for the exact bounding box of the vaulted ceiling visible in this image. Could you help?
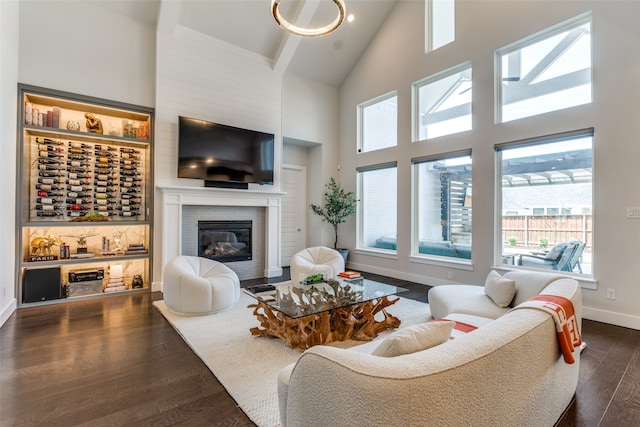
[92,0,399,87]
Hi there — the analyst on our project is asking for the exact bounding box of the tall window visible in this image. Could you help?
[496,12,592,123]
[358,93,397,153]
[497,130,593,275]
[358,164,397,251]
[413,63,472,141]
[413,152,472,260]
[426,0,455,52]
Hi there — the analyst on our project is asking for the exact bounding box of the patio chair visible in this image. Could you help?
[567,240,586,273]
[518,242,577,271]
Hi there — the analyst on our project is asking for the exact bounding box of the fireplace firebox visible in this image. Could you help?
[198,220,252,262]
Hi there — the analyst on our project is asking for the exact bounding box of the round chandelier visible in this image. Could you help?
[271,0,346,37]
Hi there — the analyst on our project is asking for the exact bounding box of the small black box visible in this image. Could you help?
[23,267,62,303]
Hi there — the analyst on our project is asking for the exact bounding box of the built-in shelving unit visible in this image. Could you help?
[16,84,154,306]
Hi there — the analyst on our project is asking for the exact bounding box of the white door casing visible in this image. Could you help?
[281,164,306,266]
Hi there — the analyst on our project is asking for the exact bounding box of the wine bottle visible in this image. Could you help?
[35,204,63,211]
[68,148,89,155]
[66,179,90,186]
[38,144,64,152]
[38,191,63,197]
[120,171,141,177]
[67,160,90,167]
[36,211,63,217]
[69,185,87,193]
[96,157,113,164]
[67,172,91,180]
[120,205,139,212]
[66,211,86,218]
[95,199,112,206]
[38,171,63,178]
[65,198,92,205]
[96,174,113,181]
[94,144,116,152]
[96,205,114,211]
[39,151,64,159]
[36,183,63,191]
[36,197,63,204]
[94,187,116,194]
[120,159,139,166]
[94,163,112,169]
[67,166,89,173]
[38,158,63,165]
[38,164,64,171]
[67,191,91,198]
[68,154,87,161]
[35,137,62,145]
[119,211,140,217]
[37,177,60,184]
[68,142,90,149]
[119,147,140,154]
[120,176,142,182]
[67,204,89,211]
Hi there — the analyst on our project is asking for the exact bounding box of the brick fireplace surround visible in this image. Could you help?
[157,186,284,289]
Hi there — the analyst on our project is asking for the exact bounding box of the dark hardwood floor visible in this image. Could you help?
[1,269,639,426]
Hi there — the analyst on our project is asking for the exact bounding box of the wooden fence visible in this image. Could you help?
[502,214,592,249]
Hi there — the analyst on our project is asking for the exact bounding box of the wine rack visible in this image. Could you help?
[16,84,154,306]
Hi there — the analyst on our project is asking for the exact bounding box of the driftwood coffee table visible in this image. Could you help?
[247,278,408,350]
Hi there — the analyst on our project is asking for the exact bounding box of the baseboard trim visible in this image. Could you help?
[582,306,640,330]
[0,298,17,328]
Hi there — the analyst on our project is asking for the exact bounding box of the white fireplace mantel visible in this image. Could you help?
[156,185,285,286]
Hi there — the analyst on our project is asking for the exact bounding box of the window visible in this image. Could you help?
[413,152,471,260]
[496,12,592,122]
[358,93,397,153]
[497,130,593,275]
[413,63,472,141]
[426,0,455,52]
[358,164,397,251]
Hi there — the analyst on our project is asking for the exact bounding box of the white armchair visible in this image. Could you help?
[162,256,240,315]
[289,246,345,283]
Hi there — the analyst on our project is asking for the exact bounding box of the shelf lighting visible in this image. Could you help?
[271,0,346,37]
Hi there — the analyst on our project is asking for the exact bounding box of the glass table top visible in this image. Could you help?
[247,278,408,319]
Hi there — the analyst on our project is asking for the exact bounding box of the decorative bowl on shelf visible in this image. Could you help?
[66,120,81,132]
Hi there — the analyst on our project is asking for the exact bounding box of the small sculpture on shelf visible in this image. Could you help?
[66,120,81,132]
[84,113,103,134]
[30,234,63,256]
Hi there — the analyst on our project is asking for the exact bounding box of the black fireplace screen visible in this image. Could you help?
[198,220,252,262]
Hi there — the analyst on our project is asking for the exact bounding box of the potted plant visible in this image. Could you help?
[310,177,358,261]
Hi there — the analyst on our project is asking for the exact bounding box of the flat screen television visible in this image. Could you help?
[178,116,274,189]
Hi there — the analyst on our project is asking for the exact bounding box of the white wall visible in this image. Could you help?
[0,0,19,327]
[282,73,340,247]
[18,0,156,107]
[340,0,640,329]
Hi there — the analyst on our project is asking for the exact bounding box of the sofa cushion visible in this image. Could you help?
[503,270,568,307]
[484,270,516,307]
[372,321,454,357]
[428,284,511,320]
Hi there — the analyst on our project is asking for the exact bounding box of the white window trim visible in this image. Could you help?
[357,91,398,154]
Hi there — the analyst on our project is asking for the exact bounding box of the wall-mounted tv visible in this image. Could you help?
[178,116,274,189]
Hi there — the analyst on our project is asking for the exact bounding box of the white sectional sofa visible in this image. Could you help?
[277,270,582,427]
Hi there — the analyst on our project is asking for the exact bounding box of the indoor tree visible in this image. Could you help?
[310,177,358,250]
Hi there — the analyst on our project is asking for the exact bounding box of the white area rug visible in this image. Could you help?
[153,291,431,427]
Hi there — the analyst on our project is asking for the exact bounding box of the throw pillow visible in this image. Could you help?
[544,243,567,261]
[372,321,454,357]
[484,270,516,307]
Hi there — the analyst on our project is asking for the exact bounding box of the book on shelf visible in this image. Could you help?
[70,253,95,259]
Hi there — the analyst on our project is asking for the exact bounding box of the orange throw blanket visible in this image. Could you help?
[514,295,582,364]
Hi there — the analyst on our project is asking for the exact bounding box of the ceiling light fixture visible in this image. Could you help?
[271,0,346,37]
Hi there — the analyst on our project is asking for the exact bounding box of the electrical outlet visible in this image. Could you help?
[447,271,453,280]
[627,207,640,218]
[606,288,616,300]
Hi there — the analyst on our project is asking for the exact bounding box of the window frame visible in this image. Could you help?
[357,91,398,154]
[356,162,398,255]
[494,11,592,123]
[410,149,473,267]
[412,61,472,142]
[494,128,594,279]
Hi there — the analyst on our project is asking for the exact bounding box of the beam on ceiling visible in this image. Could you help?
[272,0,322,75]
